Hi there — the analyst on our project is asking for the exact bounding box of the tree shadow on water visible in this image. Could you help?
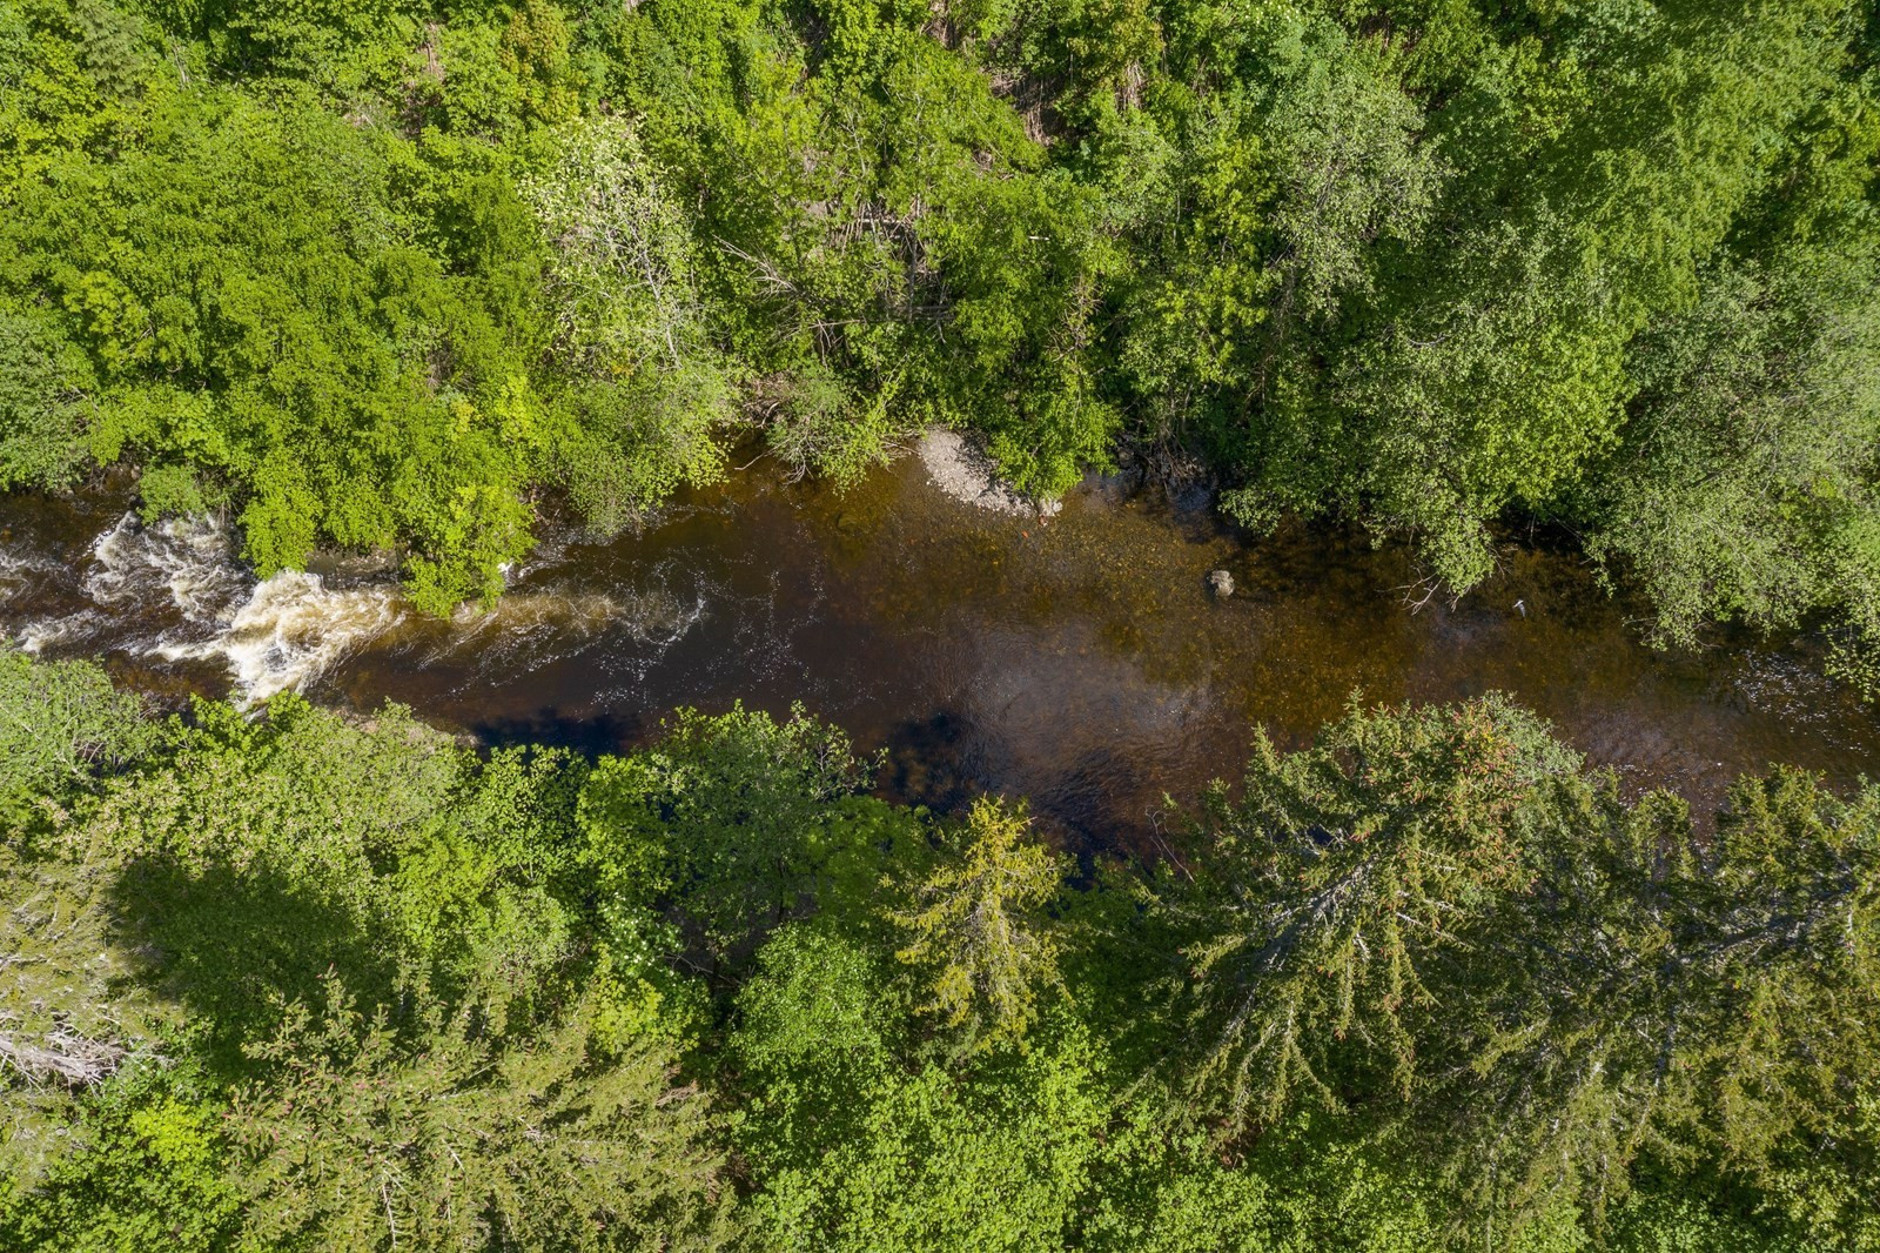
[878,709,981,815]
[472,708,647,757]
[877,714,1162,869]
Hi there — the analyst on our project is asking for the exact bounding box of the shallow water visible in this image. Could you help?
[3,455,1876,851]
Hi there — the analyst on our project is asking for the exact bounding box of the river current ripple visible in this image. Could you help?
[3,456,1875,851]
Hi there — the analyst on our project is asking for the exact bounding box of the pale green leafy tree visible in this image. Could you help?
[1258,32,1437,381]
[1586,246,1880,661]
[0,650,153,835]
[526,118,731,533]
[525,118,709,379]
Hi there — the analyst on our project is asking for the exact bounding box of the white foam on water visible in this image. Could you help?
[450,589,623,638]
[156,570,407,705]
[10,512,400,702]
[12,513,250,653]
[431,582,705,681]
[16,609,103,653]
[614,584,706,648]
[0,547,55,609]
[18,512,713,705]
[85,512,252,623]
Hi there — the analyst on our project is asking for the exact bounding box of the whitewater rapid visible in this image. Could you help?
[7,513,701,705]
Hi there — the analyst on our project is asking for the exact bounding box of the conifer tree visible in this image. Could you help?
[892,797,1069,1051]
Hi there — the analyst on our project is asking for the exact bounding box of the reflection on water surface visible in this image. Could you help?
[4,454,1875,851]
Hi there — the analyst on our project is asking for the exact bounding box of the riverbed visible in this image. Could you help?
[3,451,1874,850]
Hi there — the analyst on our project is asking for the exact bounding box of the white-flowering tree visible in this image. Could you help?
[525,118,705,378]
[526,119,733,534]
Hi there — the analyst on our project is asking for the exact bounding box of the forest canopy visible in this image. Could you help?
[3,650,1879,1249]
[1,0,1875,658]
[7,2,1880,1246]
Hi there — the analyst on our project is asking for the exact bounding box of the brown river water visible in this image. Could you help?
[3,451,1876,852]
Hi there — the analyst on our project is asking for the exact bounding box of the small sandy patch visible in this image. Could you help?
[915,429,1061,517]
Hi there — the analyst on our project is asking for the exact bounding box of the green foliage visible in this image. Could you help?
[890,795,1068,1051]
[0,848,183,1187]
[4,653,1879,1249]
[0,310,96,491]
[1,48,556,605]
[1583,241,1880,665]
[225,976,728,1252]
[733,923,1109,1252]
[0,1073,241,1253]
[1157,695,1880,1242]
[69,697,584,1070]
[0,653,725,1250]
[7,0,1880,1230]
[0,647,152,835]
[1168,695,1582,1125]
[578,703,920,976]
[525,116,707,378]
[4,0,1879,650]
[761,362,897,491]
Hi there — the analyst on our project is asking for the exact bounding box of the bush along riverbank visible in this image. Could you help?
[3,648,1877,1251]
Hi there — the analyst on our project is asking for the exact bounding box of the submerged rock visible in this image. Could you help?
[1207,569,1234,598]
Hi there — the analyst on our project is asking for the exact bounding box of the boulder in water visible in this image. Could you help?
[1206,569,1234,599]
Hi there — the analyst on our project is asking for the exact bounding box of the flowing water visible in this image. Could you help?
[3,452,1876,852]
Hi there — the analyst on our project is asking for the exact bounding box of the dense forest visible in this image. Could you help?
[1,0,1876,648]
[2,651,1877,1250]
[6,0,1880,1248]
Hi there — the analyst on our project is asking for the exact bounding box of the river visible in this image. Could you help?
[3,447,1875,851]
